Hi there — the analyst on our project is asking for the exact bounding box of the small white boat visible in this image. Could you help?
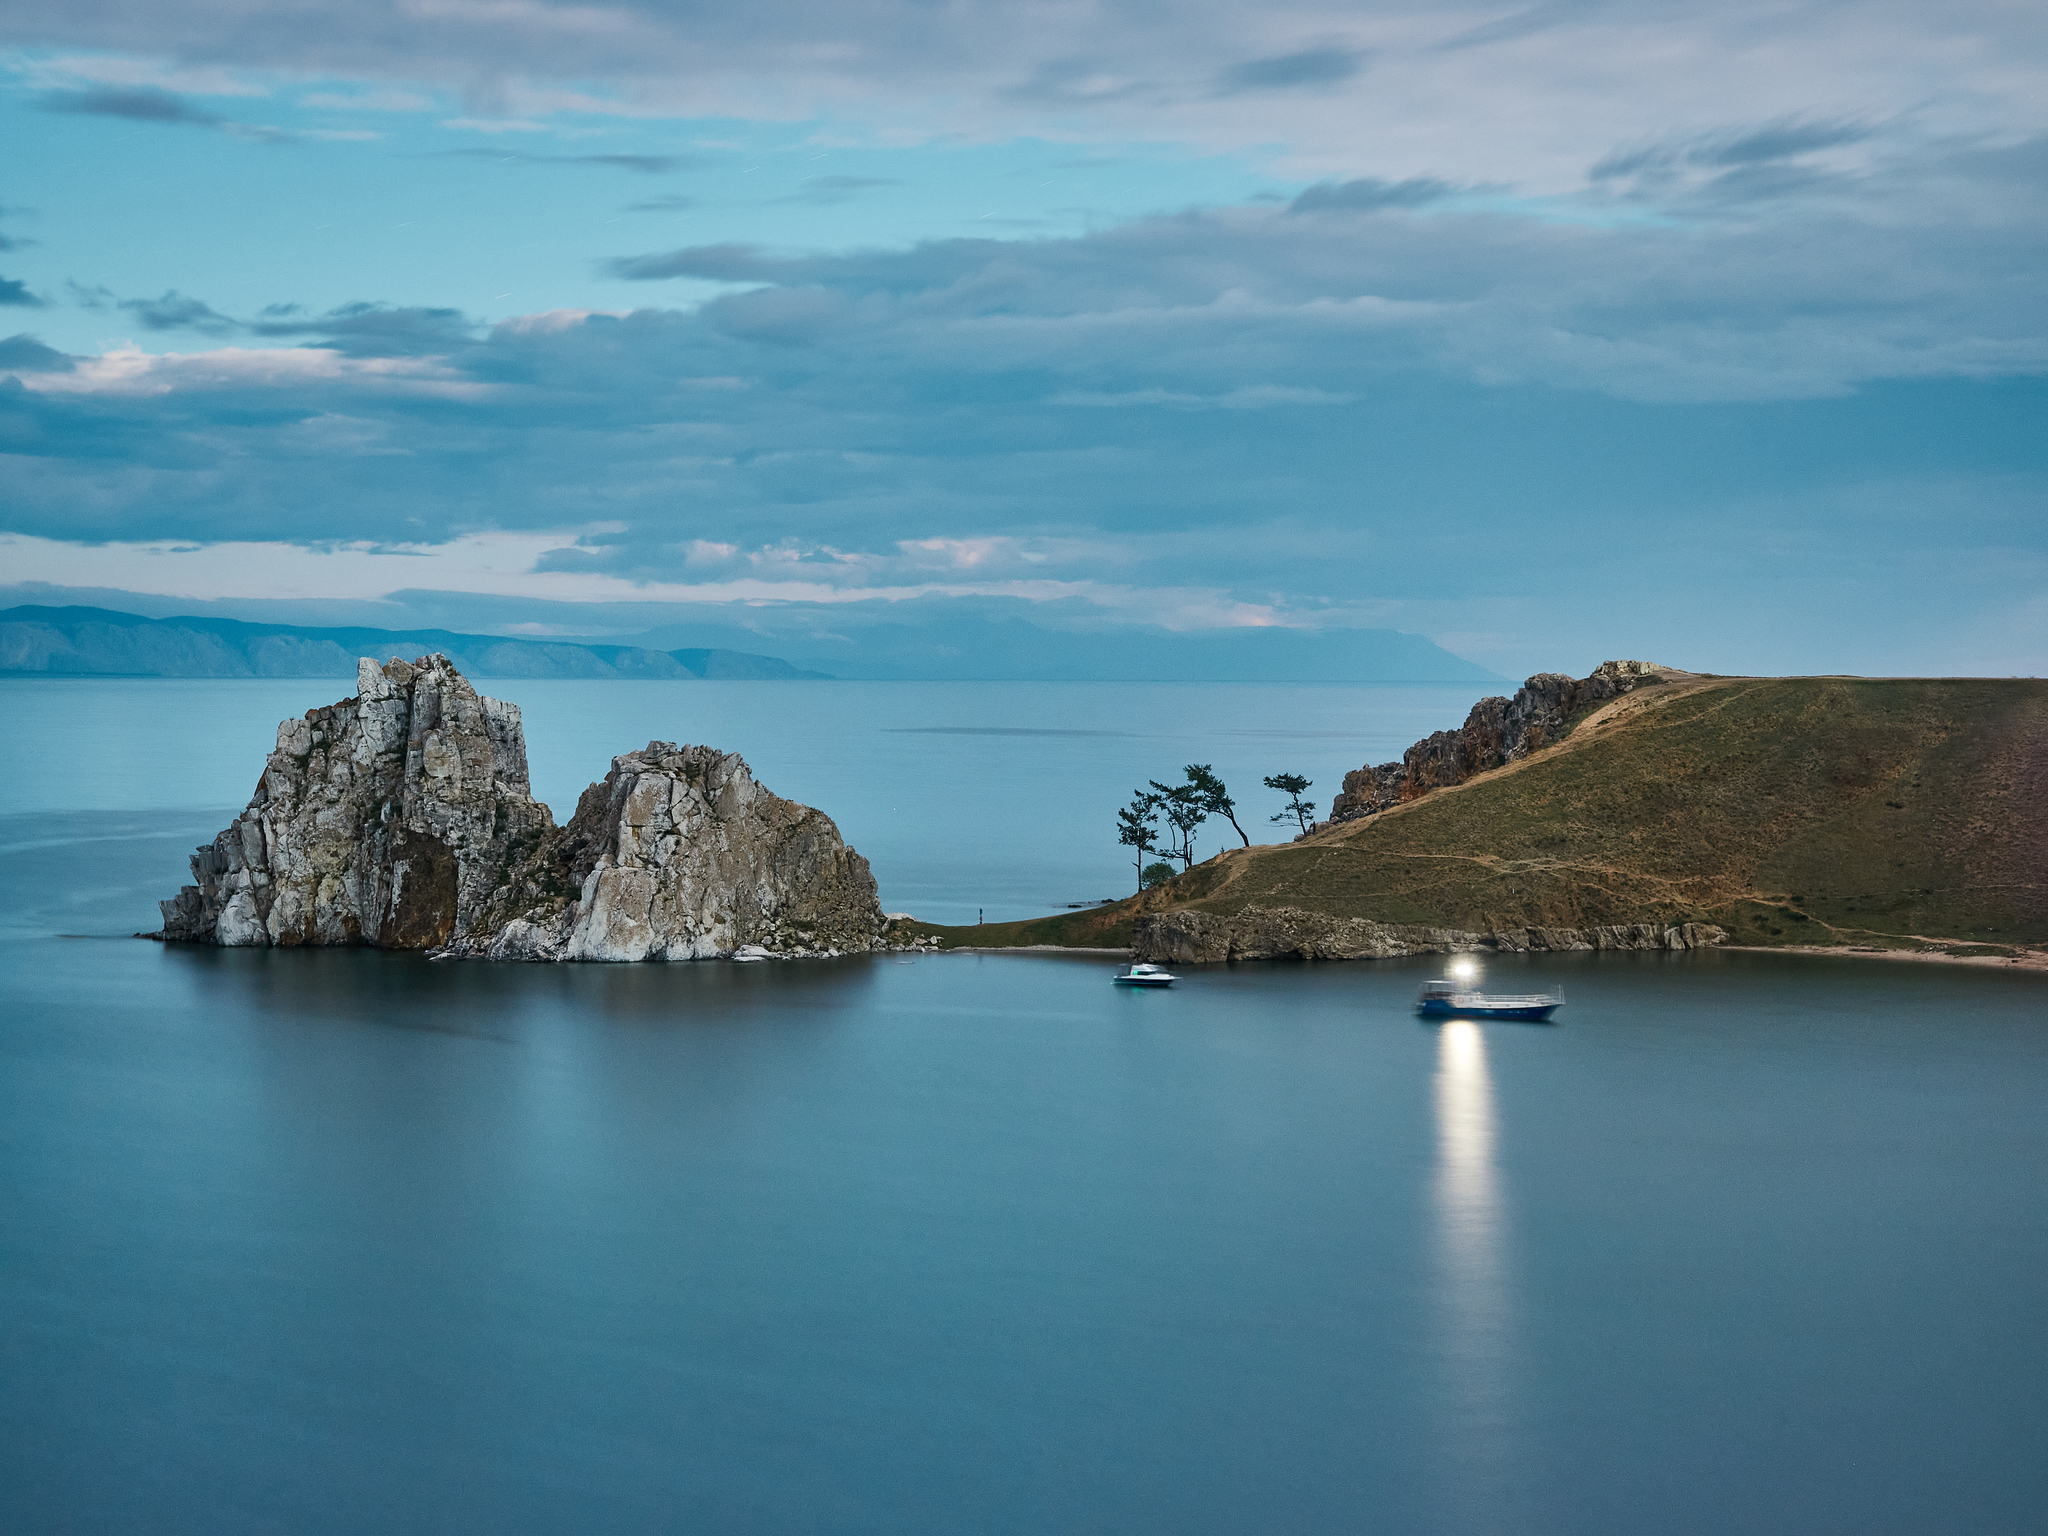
[1113,963,1178,987]
[732,944,773,963]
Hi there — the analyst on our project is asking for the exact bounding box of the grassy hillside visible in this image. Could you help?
[910,676,2048,955]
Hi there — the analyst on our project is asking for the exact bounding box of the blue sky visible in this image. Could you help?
[2,0,2045,678]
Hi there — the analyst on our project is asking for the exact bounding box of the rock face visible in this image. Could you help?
[1327,660,1679,823]
[160,654,885,961]
[161,655,553,949]
[1133,907,1727,964]
[461,742,885,962]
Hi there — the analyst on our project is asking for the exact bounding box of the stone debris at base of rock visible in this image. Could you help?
[158,653,887,963]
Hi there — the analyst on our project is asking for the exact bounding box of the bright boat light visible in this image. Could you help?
[1448,957,1480,981]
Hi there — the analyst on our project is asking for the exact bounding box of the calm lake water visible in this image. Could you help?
[3,678,2045,1534]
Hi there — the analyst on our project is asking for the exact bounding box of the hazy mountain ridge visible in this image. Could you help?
[0,607,830,681]
[0,603,1502,682]
[605,614,1506,682]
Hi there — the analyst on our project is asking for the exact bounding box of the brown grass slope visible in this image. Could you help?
[1200,676,2048,950]
[911,676,2047,953]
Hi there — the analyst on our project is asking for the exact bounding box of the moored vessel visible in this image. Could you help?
[1114,963,1178,987]
[1415,960,1560,1021]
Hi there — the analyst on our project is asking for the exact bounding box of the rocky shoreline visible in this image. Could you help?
[156,654,887,961]
[1132,906,1728,964]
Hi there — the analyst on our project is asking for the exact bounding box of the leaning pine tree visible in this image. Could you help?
[1183,764,1249,847]
[1264,772,1316,833]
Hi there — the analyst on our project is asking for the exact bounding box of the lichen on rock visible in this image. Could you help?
[159,654,885,962]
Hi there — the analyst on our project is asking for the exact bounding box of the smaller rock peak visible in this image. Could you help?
[356,652,478,703]
[1592,659,1674,680]
[356,656,396,700]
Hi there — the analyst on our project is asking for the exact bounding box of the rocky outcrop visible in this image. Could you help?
[1327,660,1681,823]
[160,655,553,949]
[1133,906,1727,964]
[458,742,884,961]
[159,654,884,961]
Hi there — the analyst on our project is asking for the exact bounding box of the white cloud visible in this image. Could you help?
[19,52,271,97]
[496,307,631,333]
[437,116,552,133]
[1050,384,1357,409]
[0,530,1292,628]
[298,88,435,111]
[7,1,2044,188]
[19,344,493,399]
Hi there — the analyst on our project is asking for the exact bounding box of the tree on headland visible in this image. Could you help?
[1120,766,1247,881]
[1184,764,1249,847]
[1146,778,1210,870]
[1140,862,1176,890]
[1264,772,1316,833]
[1117,793,1165,893]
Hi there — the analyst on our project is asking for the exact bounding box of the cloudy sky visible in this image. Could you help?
[1,0,2044,676]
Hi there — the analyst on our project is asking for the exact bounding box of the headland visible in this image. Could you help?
[896,667,2047,967]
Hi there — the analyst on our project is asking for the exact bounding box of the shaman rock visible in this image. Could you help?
[1327,660,1686,823]
[159,655,885,962]
[160,655,553,949]
[463,741,885,961]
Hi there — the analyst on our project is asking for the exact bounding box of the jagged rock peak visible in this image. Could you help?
[160,653,553,949]
[159,656,885,963]
[467,740,885,962]
[1325,659,1687,825]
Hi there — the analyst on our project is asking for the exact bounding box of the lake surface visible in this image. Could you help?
[3,679,2045,1534]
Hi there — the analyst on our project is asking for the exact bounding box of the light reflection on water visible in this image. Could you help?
[1431,1018,1516,1515]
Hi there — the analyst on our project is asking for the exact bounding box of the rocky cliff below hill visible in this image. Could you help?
[1132,910,1728,965]
[158,654,884,960]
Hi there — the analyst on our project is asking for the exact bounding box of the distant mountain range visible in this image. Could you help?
[0,603,1502,682]
[614,614,1504,682]
[0,606,830,681]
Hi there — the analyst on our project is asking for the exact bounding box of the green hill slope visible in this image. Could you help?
[905,676,2047,959]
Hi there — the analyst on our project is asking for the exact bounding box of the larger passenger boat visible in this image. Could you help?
[1415,973,1562,1022]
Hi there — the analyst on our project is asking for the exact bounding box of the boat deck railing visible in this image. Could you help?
[1438,992,1563,1008]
